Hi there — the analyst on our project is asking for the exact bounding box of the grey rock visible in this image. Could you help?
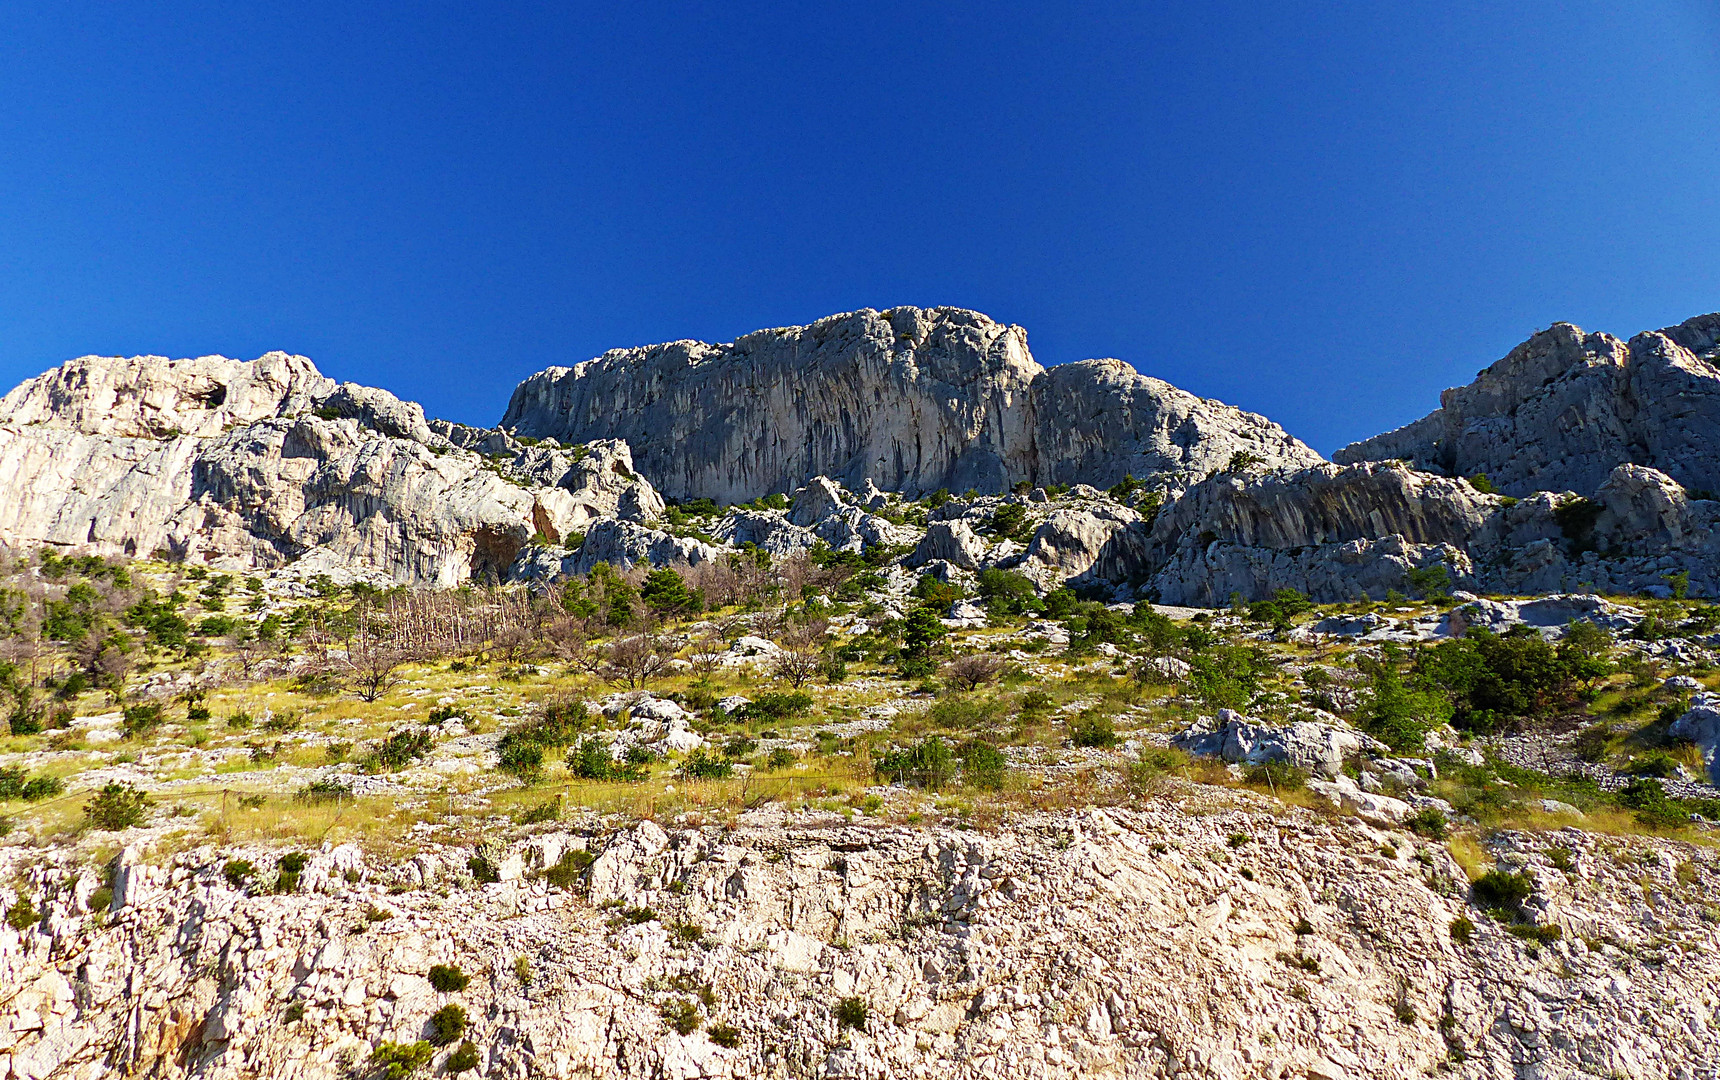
[1171,709,1386,777]
[1336,313,1720,498]
[907,520,987,571]
[567,519,724,575]
[501,306,1323,502]
[1021,506,1141,583]
[1669,694,1720,786]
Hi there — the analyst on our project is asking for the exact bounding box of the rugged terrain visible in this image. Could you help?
[3,306,1720,1080]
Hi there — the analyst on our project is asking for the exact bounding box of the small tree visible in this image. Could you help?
[945,653,1005,692]
[84,782,151,831]
[602,634,671,688]
[770,624,826,688]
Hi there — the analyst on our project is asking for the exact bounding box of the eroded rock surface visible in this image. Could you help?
[5,806,1717,1080]
[501,306,1322,502]
[1336,313,1720,498]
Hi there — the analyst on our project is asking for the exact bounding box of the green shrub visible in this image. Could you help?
[1241,760,1304,790]
[121,703,165,738]
[1069,711,1117,749]
[1449,916,1474,944]
[369,1040,434,1080]
[83,782,151,831]
[296,778,352,804]
[543,849,593,889]
[370,728,433,772]
[660,999,701,1035]
[494,735,545,783]
[223,859,255,889]
[427,964,469,993]
[276,851,310,893]
[679,749,733,780]
[739,692,814,723]
[958,740,1008,790]
[875,737,956,789]
[765,747,797,770]
[428,1003,468,1045]
[5,897,37,931]
[445,1041,480,1074]
[707,1023,740,1048]
[1470,870,1532,913]
[1405,808,1448,839]
[835,997,868,1031]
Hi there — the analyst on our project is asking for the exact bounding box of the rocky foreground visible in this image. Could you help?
[5,797,1718,1080]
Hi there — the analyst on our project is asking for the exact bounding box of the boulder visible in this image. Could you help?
[1171,710,1386,777]
[567,520,723,575]
[1669,694,1720,785]
[908,520,988,571]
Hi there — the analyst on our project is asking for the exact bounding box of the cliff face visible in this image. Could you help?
[1335,313,1720,498]
[0,355,664,586]
[7,808,1716,1080]
[500,306,1323,502]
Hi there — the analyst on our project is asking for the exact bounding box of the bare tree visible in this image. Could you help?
[945,653,1006,692]
[687,633,727,681]
[770,621,827,689]
[602,633,671,688]
[342,614,417,702]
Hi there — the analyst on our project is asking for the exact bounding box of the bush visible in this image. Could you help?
[494,735,545,784]
[428,964,469,993]
[428,1003,468,1046]
[5,897,37,931]
[566,737,647,782]
[370,1040,434,1080]
[1470,870,1532,913]
[1069,711,1117,749]
[766,747,797,770]
[835,996,868,1031]
[445,1041,480,1074]
[372,728,433,771]
[1449,915,1474,944]
[945,654,1006,691]
[1188,647,1265,711]
[1241,760,1305,791]
[0,767,62,802]
[959,740,1008,790]
[875,737,956,789]
[276,851,309,893]
[1405,808,1448,839]
[223,859,255,889]
[295,778,352,804]
[707,1023,740,1048]
[543,849,594,890]
[83,782,151,831]
[738,692,813,723]
[661,999,701,1035]
[121,703,165,739]
[679,749,733,780]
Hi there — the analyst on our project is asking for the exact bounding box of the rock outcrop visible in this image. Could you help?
[6,807,1718,1080]
[0,353,667,586]
[1336,313,1720,498]
[1078,460,1720,604]
[501,306,1322,502]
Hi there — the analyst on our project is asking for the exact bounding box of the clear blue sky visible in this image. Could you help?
[3,2,1717,453]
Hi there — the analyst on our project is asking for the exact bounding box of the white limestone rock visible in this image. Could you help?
[1336,312,1720,499]
[501,306,1323,502]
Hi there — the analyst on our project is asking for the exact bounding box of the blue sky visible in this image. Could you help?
[2,2,1717,453]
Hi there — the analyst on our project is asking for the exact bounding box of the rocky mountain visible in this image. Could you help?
[0,354,665,586]
[500,306,1322,503]
[1,306,1717,600]
[1335,313,1720,498]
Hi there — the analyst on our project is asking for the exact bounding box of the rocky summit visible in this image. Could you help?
[4,307,1720,1080]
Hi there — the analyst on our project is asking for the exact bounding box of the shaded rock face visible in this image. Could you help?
[1082,461,1720,603]
[501,306,1322,502]
[0,354,663,586]
[1336,313,1720,498]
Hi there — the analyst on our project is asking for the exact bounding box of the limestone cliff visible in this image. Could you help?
[0,354,664,586]
[1335,312,1720,498]
[500,306,1323,502]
